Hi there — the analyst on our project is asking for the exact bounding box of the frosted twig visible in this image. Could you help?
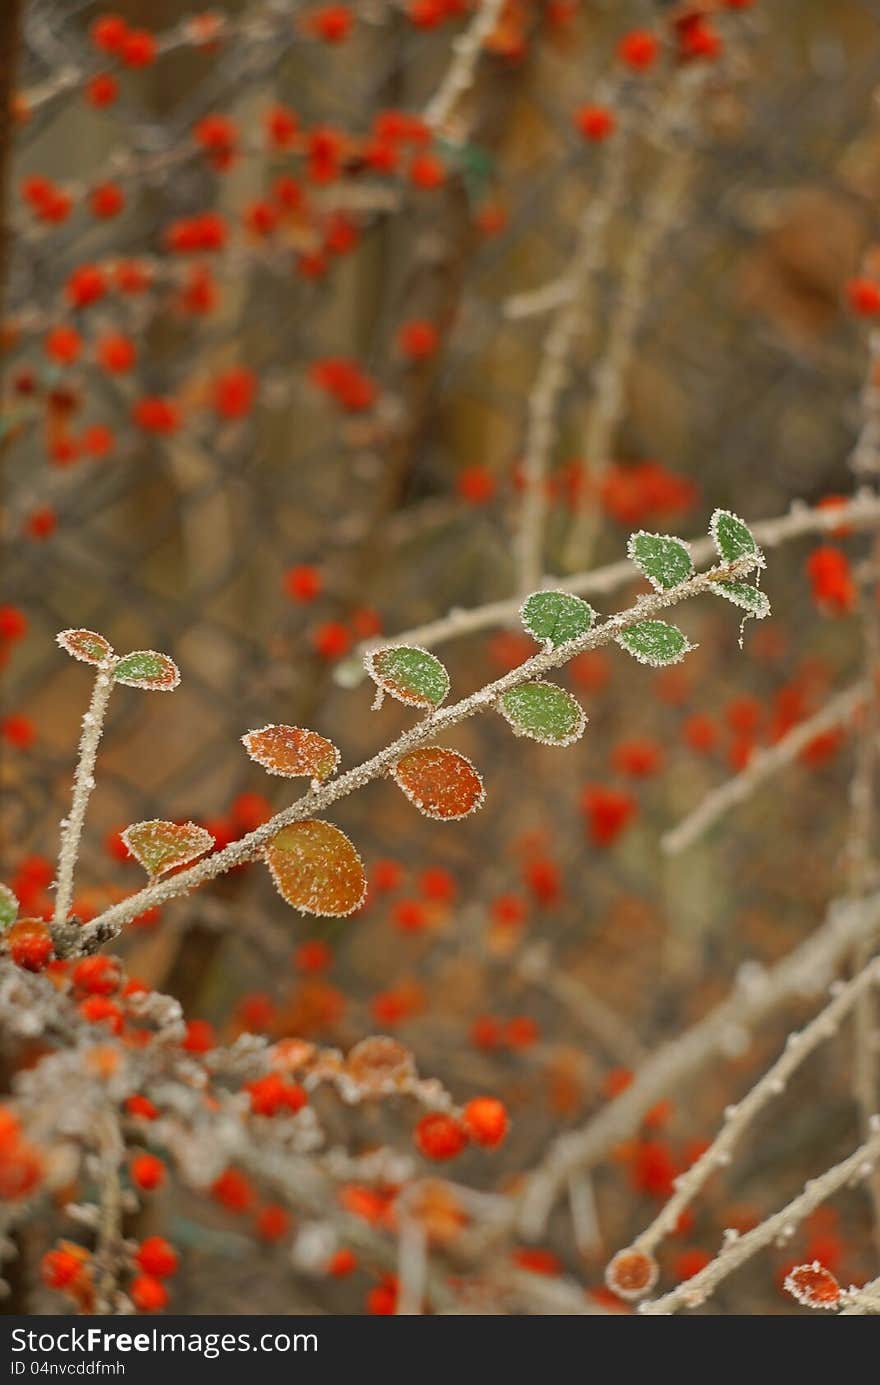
[640,1124,880,1314]
[92,1112,125,1315]
[76,552,761,949]
[422,0,506,134]
[516,891,880,1238]
[631,958,880,1260]
[662,681,869,857]
[515,111,636,594]
[52,660,117,928]
[342,491,880,675]
[840,1274,880,1314]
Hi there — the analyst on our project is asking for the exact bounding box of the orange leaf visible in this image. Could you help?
[122,820,214,877]
[242,724,339,780]
[391,747,485,820]
[265,820,366,917]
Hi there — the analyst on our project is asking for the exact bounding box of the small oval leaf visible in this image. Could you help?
[499,681,586,745]
[391,747,485,820]
[122,820,214,877]
[710,509,759,563]
[707,579,770,619]
[365,645,449,709]
[520,590,596,647]
[57,629,114,665]
[627,532,693,591]
[242,725,340,781]
[114,650,180,691]
[265,820,366,917]
[616,620,693,667]
[0,884,18,931]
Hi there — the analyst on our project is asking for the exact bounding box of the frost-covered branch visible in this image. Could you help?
[53,661,117,927]
[661,681,869,857]
[629,958,880,1262]
[74,551,760,951]
[640,1123,880,1314]
[515,891,880,1238]
[422,0,507,134]
[343,491,880,674]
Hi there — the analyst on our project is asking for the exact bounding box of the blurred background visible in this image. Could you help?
[4,0,880,1312]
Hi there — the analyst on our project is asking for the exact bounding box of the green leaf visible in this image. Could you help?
[520,590,596,647]
[0,884,18,931]
[365,645,449,710]
[710,509,759,563]
[627,532,693,591]
[616,620,693,667]
[114,650,180,691]
[498,681,586,746]
[708,579,770,619]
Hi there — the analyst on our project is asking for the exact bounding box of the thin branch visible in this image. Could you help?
[515,890,880,1239]
[422,0,506,133]
[515,113,636,593]
[53,662,117,927]
[342,491,880,675]
[640,1123,880,1314]
[661,681,869,857]
[631,958,880,1259]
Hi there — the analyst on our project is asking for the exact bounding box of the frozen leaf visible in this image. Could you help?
[499,681,586,746]
[114,650,180,691]
[627,532,693,591]
[265,820,366,917]
[520,590,596,647]
[710,509,759,563]
[57,629,114,665]
[605,1248,659,1302]
[242,725,340,781]
[0,885,18,931]
[365,645,449,710]
[122,820,214,877]
[708,579,770,619]
[392,747,485,820]
[784,1263,841,1310]
[616,620,693,667]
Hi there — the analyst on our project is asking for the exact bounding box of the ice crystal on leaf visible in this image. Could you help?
[365,645,450,710]
[265,820,366,917]
[121,820,214,877]
[113,650,180,690]
[627,532,693,591]
[709,508,760,564]
[783,1262,841,1310]
[616,620,693,667]
[0,885,18,930]
[520,590,595,648]
[498,682,586,745]
[707,578,770,619]
[56,629,114,665]
[242,725,340,781]
[391,746,485,820]
[605,1247,659,1301]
